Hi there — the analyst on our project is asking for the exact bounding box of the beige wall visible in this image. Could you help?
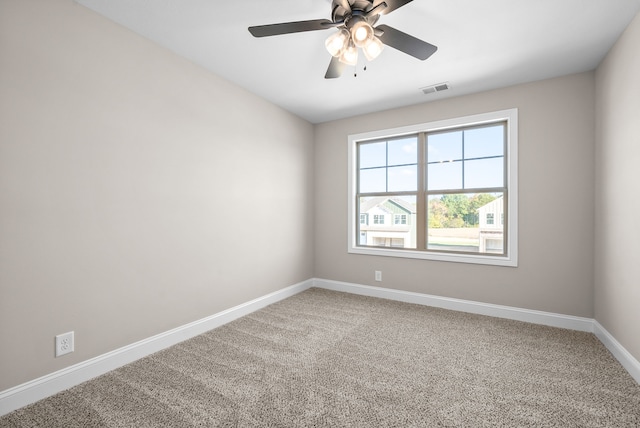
[0,0,314,390]
[595,12,640,363]
[315,72,595,317]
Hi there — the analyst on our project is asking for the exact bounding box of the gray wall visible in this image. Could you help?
[595,12,640,363]
[0,0,314,390]
[315,72,595,317]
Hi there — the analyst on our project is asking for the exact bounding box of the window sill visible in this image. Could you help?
[348,246,518,267]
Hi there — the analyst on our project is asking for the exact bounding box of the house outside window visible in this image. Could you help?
[348,109,518,267]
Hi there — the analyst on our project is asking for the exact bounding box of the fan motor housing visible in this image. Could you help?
[331,0,380,26]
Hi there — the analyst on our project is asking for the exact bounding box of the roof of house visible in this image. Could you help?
[361,197,416,215]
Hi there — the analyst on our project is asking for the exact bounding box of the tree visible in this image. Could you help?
[469,193,496,212]
[441,194,470,226]
[428,193,498,228]
[428,198,447,228]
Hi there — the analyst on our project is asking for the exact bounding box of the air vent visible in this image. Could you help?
[421,82,450,95]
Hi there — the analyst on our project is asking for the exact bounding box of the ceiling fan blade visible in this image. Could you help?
[372,0,413,15]
[365,2,388,18]
[249,19,334,37]
[376,24,437,60]
[325,56,346,79]
[324,56,346,79]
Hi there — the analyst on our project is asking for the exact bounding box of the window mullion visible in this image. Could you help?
[417,132,427,250]
[385,142,389,193]
[461,129,465,190]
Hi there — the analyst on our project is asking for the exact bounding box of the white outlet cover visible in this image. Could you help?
[55,331,74,357]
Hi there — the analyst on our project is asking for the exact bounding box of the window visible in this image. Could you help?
[348,109,518,267]
[360,214,368,225]
[394,214,407,225]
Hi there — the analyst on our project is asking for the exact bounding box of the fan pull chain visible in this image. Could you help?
[354,61,368,78]
[355,64,368,77]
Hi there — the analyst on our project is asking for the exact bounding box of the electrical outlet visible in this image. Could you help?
[55,331,74,357]
[375,271,382,282]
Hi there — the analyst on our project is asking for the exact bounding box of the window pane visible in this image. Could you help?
[359,142,386,168]
[428,161,462,190]
[358,195,417,249]
[427,131,462,163]
[388,165,417,192]
[464,125,504,159]
[360,168,386,193]
[464,157,504,189]
[427,192,504,254]
[388,137,418,166]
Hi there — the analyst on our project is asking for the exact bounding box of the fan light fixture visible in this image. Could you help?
[339,42,359,66]
[363,36,384,60]
[325,19,383,65]
[350,19,374,47]
[325,28,350,57]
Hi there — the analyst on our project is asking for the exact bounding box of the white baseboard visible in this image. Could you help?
[313,279,594,332]
[593,321,640,384]
[3,278,639,417]
[0,279,313,417]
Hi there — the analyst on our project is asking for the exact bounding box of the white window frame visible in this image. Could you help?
[347,109,518,267]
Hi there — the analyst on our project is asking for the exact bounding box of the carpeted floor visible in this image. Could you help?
[1,288,639,427]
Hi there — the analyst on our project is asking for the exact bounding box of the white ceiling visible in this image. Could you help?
[76,0,640,124]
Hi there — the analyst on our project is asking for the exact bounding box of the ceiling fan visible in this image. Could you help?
[248,0,437,79]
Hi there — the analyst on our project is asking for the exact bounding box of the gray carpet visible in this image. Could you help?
[1,288,639,427]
